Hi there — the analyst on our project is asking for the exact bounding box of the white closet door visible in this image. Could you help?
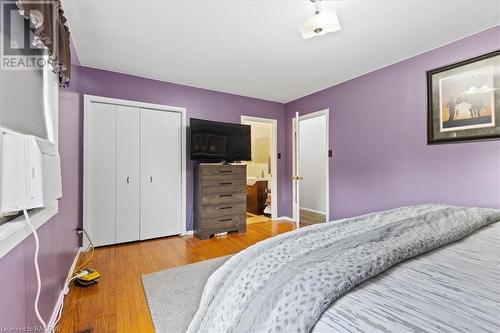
[84,102,116,247]
[140,108,182,240]
[116,106,140,243]
[160,110,182,236]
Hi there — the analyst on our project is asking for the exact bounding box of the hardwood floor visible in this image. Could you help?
[300,209,326,226]
[246,213,272,224]
[57,220,295,333]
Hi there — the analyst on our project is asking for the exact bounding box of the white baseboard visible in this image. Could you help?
[277,216,294,222]
[300,207,326,215]
[47,247,81,329]
[181,230,194,236]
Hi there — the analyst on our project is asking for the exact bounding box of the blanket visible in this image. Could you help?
[187,204,500,333]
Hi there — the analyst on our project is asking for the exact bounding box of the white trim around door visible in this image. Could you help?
[83,95,188,239]
[241,115,278,221]
[292,109,330,224]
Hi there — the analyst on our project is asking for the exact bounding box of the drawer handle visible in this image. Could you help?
[219,194,233,198]
[220,218,232,222]
[220,182,233,185]
[219,206,232,210]
[219,170,232,173]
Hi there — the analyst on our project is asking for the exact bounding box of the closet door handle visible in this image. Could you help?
[219,206,232,210]
[219,182,233,185]
[219,170,232,173]
[150,176,153,183]
[126,176,130,184]
[219,194,233,198]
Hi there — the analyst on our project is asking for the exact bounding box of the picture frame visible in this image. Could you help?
[427,50,500,144]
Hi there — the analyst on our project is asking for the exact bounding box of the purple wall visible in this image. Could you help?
[285,26,500,219]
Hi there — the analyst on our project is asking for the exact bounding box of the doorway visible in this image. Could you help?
[241,116,278,223]
[292,109,329,228]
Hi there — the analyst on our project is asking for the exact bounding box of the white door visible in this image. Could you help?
[292,110,329,226]
[161,111,182,236]
[115,106,140,243]
[84,102,117,247]
[140,108,182,240]
[292,111,301,229]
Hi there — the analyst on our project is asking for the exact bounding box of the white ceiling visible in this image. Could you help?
[63,1,499,103]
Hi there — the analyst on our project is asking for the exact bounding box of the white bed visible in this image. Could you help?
[314,221,500,333]
[188,204,500,333]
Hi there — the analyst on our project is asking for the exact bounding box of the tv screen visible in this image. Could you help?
[190,118,251,162]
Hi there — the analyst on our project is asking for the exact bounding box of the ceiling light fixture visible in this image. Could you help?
[298,0,341,39]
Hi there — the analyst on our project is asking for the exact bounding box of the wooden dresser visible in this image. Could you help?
[194,164,247,239]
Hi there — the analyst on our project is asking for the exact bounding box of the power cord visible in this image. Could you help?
[75,229,94,272]
[23,209,47,330]
[24,209,97,332]
[52,228,96,330]
[52,269,89,329]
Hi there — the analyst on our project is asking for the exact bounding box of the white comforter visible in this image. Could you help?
[314,220,500,333]
[188,204,500,333]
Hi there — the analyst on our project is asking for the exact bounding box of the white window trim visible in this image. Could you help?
[0,202,58,258]
[0,67,59,259]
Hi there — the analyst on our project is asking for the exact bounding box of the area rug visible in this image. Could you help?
[141,256,230,333]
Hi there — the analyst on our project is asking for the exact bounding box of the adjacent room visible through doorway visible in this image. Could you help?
[241,116,278,224]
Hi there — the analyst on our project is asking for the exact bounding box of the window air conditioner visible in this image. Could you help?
[0,131,62,216]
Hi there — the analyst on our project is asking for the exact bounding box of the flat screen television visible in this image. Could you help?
[190,118,251,163]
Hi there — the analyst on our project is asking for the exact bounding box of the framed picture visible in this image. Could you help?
[427,50,500,144]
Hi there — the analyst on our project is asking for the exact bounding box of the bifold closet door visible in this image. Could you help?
[115,106,140,243]
[84,102,116,247]
[140,108,182,240]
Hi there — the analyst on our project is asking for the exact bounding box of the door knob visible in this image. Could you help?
[291,176,304,180]
[126,176,129,184]
[150,176,153,183]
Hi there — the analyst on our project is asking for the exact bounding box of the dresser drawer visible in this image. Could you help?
[201,215,246,230]
[201,180,245,194]
[202,178,246,188]
[200,165,246,180]
[201,192,246,205]
[201,203,246,219]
